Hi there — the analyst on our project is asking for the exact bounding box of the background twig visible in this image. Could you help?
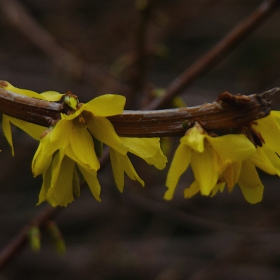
[0,0,128,96]
[145,0,280,110]
[0,206,62,271]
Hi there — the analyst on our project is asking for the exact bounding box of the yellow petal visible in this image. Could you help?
[32,141,51,176]
[32,120,71,176]
[32,131,59,176]
[87,117,127,155]
[37,150,65,206]
[78,166,101,201]
[50,119,72,149]
[184,181,200,198]
[65,144,96,174]
[261,148,280,174]
[165,143,191,200]
[47,154,76,207]
[110,149,144,191]
[110,149,125,192]
[60,108,82,120]
[237,160,264,204]
[85,94,125,116]
[37,164,52,205]
[222,161,241,191]
[40,91,63,101]
[271,110,280,119]
[69,125,100,171]
[0,81,46,100]
[190,143,218,195]
[1,115,14,156]
[211,182,226,197]
[207,134,255,161]
[123,155,145,187]
[121,137,167,170]
[160,137,172,157]
[8,116,46,140]
[249,146,279,175]
[49,150,65,186]
[33,120,71,177]
[253,114,280,155]
[181,126,205,152]
[148,149,168,170]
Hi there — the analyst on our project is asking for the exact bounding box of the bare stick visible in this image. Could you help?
[144,0,280,110]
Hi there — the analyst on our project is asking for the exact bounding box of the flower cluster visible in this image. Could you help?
[2,81,280,206]
[165,112,280,203]
[1,82,167,206]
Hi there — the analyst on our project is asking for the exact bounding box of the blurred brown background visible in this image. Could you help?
[1,0,280,279]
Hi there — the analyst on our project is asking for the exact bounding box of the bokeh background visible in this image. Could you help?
[1,0,280,279]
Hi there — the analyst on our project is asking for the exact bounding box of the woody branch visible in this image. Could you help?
[1,87,279,136]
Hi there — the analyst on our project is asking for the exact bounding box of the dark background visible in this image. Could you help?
[1,0,280,279]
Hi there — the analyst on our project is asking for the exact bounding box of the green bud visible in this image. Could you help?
[28,226,41,252]
[46,221,66,255]
[64,91,79,110]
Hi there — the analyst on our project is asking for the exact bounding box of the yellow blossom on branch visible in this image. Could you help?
[1,81,280,206]
[32,93,168,206]
[32,94,128,206]
[205,112,280,203]
[165,122,256,201]
[0,81,63,155]
[165,111,280,204]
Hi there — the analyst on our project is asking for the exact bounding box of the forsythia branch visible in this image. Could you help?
[1,86,279,137]
[1,81,280,207]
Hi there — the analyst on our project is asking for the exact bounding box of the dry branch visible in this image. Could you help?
[1,87,279,136]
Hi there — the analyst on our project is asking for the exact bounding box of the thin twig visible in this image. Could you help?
[0,0,128,94]
[144,0,280,110]
[132,0,157,95]
[0,205,62,271]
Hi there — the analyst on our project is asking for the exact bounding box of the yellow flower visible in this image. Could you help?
[110,137,167,192]
[0,81,63,155]
[32,94,128,206]
[250,112,280,175]
[166,112,280,204]
[237,111,280,203]
[165,122,256,201]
